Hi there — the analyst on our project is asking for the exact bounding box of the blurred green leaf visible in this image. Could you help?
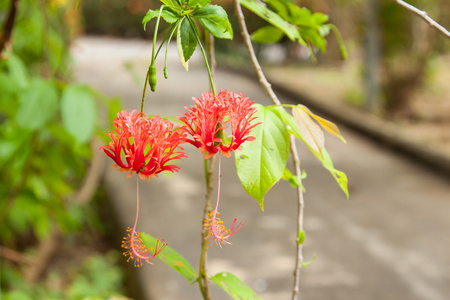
[141,233,197,282]
[193,5,233,39]
[16,78,58,130]
[61,85,97,145]
[235,104,289,210]
[251,25,284,43]
[240,0,304,44]
[7,54,29,89]
[211,272,262,300]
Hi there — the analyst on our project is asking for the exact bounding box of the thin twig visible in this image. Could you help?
[393,0,450,39]
[233,1,305,299]
[0,245,30,263]
[0,0,19,58]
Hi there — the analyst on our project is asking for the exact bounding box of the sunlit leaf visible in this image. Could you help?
[235,105,289,210]
[278,108,349,198]
[292,105,324,156]
[297,105,346,143]
[211,272,262,300]
[141,233,197,282]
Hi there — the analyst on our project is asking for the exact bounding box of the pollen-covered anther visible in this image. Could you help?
[203,210,243,248]
[121,227,167,267]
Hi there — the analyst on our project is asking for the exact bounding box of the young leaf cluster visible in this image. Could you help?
[143,0,233,72]
[241,0,347,60]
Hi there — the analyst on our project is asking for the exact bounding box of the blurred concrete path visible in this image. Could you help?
[72,37,450,300]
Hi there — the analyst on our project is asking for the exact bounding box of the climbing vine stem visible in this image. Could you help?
[233,1,305,299]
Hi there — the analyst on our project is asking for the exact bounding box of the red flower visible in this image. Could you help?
[178,90,261,159]
[101,110,186,181]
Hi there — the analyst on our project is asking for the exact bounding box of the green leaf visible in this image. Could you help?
[235,105,289,210]
[282,168,304,190]
[140,233,197,282]
[16,78,58,130]
[61,85,97,145]
[176,17,197,71]
[143,8,179,29]
[251,25,284,43]
[193,5,233,39]
[211,272,262,300]
[7,54,29,89]
[240,0,305,45]
[298,229,305,245]
[300,254,316,267]
[320,148,349,198]
[187,0,210,8]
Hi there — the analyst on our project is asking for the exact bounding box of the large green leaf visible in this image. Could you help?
[240,0,304,45]
[193,5,233,39]
[235,105,289,210]
[16,78,58,130]
[140,233,197,282]
[211,272,262,300]
[61,85,97,145]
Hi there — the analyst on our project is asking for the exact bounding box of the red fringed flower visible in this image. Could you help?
[101,110,186,181]
[178,90,261,159]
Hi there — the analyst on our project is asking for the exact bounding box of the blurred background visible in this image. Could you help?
[1,0,449,299]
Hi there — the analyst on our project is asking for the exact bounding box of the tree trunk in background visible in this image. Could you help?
[364,0,380,111]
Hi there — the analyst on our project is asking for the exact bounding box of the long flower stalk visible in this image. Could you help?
[233,1,305,299]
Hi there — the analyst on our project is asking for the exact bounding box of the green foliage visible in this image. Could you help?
[243,0,347,60]
[211,272,262,300]
[235,105,290,210]
[142,0,233,72]
[141,233,197,281]
[1,252,126,300]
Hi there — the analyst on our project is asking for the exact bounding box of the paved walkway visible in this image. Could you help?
[73,37,450,300]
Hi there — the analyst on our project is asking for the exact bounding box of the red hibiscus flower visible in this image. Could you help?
[101,110,186,181]
[178,90,261,159]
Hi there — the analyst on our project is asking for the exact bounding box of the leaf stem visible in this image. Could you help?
[233,1,305,299]
[187,16,216,95]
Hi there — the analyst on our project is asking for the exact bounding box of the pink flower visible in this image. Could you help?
[100,110,186,181]
[203,209,243,248]
[178,90,261,159]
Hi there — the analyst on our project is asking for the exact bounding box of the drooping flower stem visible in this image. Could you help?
[141,5,165,114]
[140,72,149,115]
[187,17,216,96]
[233,1,305,299]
